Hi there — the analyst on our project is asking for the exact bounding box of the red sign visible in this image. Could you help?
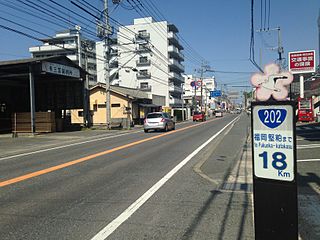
[288,50,316,74]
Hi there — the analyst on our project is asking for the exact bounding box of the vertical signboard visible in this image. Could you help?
[252,101,297,240]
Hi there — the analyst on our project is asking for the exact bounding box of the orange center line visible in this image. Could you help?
[0,118,217,188]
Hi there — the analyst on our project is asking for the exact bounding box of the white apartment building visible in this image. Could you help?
[96,38,119,85]
[29,29,97,85]
[112,17,185,108]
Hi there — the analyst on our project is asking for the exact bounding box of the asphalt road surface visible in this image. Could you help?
[296,123,320,240]
[0,114,254,240]
[1,114,319,239]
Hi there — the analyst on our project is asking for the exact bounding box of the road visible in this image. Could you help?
[0,114,254,240]
[0,114,319,239]
[296,123,320,240]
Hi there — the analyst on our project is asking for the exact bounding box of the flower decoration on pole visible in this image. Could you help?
[251,63,293,101]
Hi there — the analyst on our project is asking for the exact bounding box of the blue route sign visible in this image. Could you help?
[210,90,221,97]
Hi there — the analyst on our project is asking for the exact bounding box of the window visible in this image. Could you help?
[147,113,162,119]
[140,69,148,75]
[139,56,148,63]
[78,111,83,117]
[111,103,121,107]
[140,82,149,89]
[98,104,106,108]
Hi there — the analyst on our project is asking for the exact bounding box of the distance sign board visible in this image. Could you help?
[252,103,295,181]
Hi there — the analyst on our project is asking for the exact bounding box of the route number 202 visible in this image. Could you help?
[263,110,282,124]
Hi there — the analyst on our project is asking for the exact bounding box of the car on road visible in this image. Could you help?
[215,110,223,117]
[144,112,175,133]
[193,111,206,122]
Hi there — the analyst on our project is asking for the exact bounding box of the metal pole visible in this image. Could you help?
[277,27,283,69]
[300,75,304,98]
[104,0,111,129]
[200,68,204,112]
[194,76,197,112]
[181,83,185,121]
[84,46,90,127]
[29,65,36,134]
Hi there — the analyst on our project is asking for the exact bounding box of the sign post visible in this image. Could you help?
[251,101,297,239]
[251,63,298,240]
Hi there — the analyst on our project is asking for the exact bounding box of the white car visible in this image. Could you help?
[215,110,223,117]
[144,112,175,133]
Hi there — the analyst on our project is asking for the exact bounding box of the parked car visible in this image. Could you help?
[193,111,206,122]
[144,112,175,133]
[215,110,223,117]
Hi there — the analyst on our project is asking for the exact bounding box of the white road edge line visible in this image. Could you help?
[0,130,141,161]
[90,116,241,240]
[297,159,320,162]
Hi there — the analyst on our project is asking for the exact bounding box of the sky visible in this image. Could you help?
[0,0,319,94]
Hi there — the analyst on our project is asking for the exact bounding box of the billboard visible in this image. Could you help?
[288,50,316,74]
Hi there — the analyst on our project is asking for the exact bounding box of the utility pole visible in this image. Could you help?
[200,66,204,112]
[318,9,320,63]
[104,0,111,129]
[194,76,197,112]
[256,27,284,69]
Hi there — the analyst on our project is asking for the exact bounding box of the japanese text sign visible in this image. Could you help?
[288,50,316,74]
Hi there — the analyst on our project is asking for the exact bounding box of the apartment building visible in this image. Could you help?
[112,17,185,108]
[29,28,97,85]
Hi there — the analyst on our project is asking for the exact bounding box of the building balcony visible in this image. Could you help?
[169,72,184,83]
[169,58,184,73]
[137,72,151,79]
[138,86,152,92]
[137,44,151,53]
[169,97,183,106]
[168,32,183,50]
[136,59,151,66]
[29,43,77,53]
[168,24,179,33]
[110,49,118,56]
[136,32,150,40]
[168,45,184,61]
[87,69,97,75]
[109,60,119,69]
[87,57,96,64]
[169,84,183,93]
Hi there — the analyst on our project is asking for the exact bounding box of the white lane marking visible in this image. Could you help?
[0,130,141,161]
[297,159,320,162]
[297,144,320,149]
[90,116,241,240]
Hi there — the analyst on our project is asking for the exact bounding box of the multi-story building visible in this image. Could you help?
[96,38,119,85]
[111,17,185,108]
[29,28,97,85]
[183,74,217,111]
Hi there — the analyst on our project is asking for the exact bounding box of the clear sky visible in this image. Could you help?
[0,0,319,93]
